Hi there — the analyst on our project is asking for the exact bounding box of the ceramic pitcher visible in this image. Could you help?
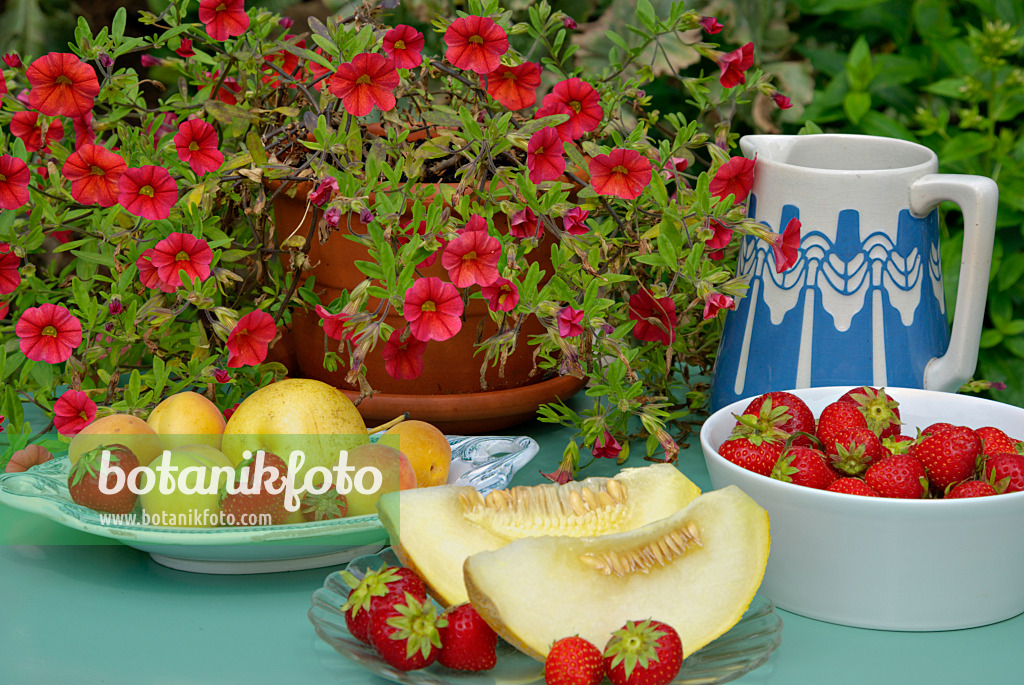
[709,134,998,412]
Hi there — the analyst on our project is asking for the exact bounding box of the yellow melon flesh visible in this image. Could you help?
[376,464,701,606]
[463,485,770,662]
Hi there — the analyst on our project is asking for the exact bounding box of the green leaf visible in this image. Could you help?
[246,130,268,166]
[940,133,994,164]
[126,369,142,406]
[843,91,872,124]
[71,249,117,268]
[112,6,127,42]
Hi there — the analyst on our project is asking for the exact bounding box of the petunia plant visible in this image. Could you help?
[0,0,797,479]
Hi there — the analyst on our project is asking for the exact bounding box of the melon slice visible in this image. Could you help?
[376,464,701,606]
[463,485,770,661]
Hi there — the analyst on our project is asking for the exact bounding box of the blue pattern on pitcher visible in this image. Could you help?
[709,195,949,411]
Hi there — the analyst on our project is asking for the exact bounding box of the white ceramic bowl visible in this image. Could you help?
[700,386,1024,631]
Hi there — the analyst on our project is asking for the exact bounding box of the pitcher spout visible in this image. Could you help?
[739,135,800,162]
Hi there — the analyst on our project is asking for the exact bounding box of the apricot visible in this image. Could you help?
[68,414,165,466]
[343,443,416,517]
[380,420,451,488]
[147,391,226,451]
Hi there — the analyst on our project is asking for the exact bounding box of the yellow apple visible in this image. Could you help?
[147,391,226,451]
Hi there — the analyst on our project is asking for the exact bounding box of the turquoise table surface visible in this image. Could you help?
[1,399,1020,685]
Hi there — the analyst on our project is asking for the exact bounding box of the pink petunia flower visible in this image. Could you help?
[588,149,652,200]
[535,78,602,140]
[562,207,589,236]
[703,292,735,320]
[441,229,502,287]
[480,277,519,312]
[709,156,755,203]
[526,127,565,183]
[118,166,179,220]
[383,25,425,69]
[0,243,20,294]
[328,53,400,117]
[444,16,509,74]
[314,304,353,341]
[382,329,427,380]
[62,144,127,207]
[482,62,541,110]
[592,430,622,459]
[52,389,97,436]
[149,232,214,289]
[15,303,83,364]
[174,119,224,175]
[557,306,585,338]
[628,290,677,346]
[0,155,31,210]
[198,0,250,41]
[25,52,100,117]
[403,277,464,342]
[771,218,801,272]
[509,208,543,240]
[718,42,754,89]
[705,220,733,260]
[226,310,277,368]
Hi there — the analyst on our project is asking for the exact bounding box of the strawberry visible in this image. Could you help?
[437,603,497,672]
[975,426,1017,455]
[921,422,956,438]
[864,455,928,499]
[827,477,881,497]
[910,426,982,492]
[545,636,605,685]
[603,619,683,685]
[771,446,836,490]
[982,452,1024,493]
[368,592,446,671]
[720,399,790,476]
[340,565,428,644]
[68,444,140,514]
[946,480,998,498]
[815,401,868,455]
[741,391,815,446]
[220,451,290,526]
[838,386,902,439]
[882,434,915,455]
[301,490,348,521]
[827,426,889,476]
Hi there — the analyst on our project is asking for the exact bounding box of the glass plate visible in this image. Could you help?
[309,548,783,685]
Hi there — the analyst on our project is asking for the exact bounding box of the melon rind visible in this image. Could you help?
[462,485,770,662]
[376,464,701,606]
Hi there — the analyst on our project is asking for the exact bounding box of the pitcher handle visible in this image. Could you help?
[909,174,998,392]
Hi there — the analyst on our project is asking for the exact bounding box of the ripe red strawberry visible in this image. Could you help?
[838,386,902,439]
[368,592,446,671]
[68,444,140,514]
[828,426,889,476]
[545,636,605,685]
[975,426,1017,455]
[827,477,881,497]
[816,401,868,455]
[720,399,790,476]
[864,455,928,499]
[220,451,290,525]
[910,426,982,492]
[921,422,956,437]
[437,603,497,672]
[301,490,348,521]
[603,620,683,685]
[882,434,915,455]
[771,446,837,490]
[741,391,815,446]
[340,565,428,644]
[946,480,998,498]
[982,452,1024,493]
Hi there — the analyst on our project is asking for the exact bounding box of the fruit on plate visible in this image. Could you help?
[376,464,701,606]
[219,452,290,526]
[909,425,981,492]
[138,445,234,527]
[740,391,815,446]
[68,413,164,466]
[367,592,447,671]
[301,490,349,521]
[602,620,683,685]
[4,444,54,473]
[68,444,140,514]
[147,391,226,451]
[220,378,369,481]
[345,443,417,517]
[544,636,605,685]
[837,386,902,439]
[437,603,497,672]
[340,565,429,644]
[378,420,451,488]
[462,485,769,661]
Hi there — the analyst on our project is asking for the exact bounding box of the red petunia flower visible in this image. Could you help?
[70,112,95,149]
[25,52,100,117]
[480,277,519,312]
[772,92,793,110]
[3,53,21,68]
[174,119,224,176]
[328,53,400,118]
[444,16,509,74]
[562,207,589,236]
[308,177,338,206]
[699,16,724,34]
[705,220,733,261]
[660,156,689,182]
[526,127,565,184]
[52,389,97,436]
[403,277,464,342]
[703,292,735,320]
[214,369,231,383]
[136,249,167,291]
[0,243,20,294]
[441,229,502,287]
[628,289,677,346]
[588,148,652,200]
[226,310,277,368]
[203,71,242,104]
[262,35,306,87]
[709,156,755,203]
[718,42,755,89]
[461,215,489,234]
[509,207,543,240]
[118,166,178,221]
[150,232,214,289]
[314,304,353,341]
[307,47,334,90]
[198,0,250,41]
[482,62,541,110]
[0,301,8,320]
[62,144,127,207]
[0,155,31,210]
[772,218,802,273]
[383,25,425,70]
[15,303,83,364]
[9,111,65,153]
[176,38,195,58]
[537,78,602,140]
[592,430,622,460]
[382,329,427,380]
[557,306,585,338]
